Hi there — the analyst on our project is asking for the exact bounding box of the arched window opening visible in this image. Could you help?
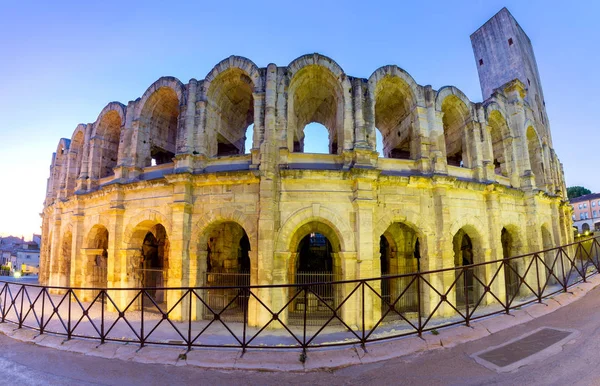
[379,223,420,318]
[442,96,470,168]
[541,226,557,286]
[301,123,331,154]
[488,111,510,177]
[138,224,169,307]
[244,123,254,154]
[288,65,344,155]
[374,76,416,159]
[59,232,72,287]
[203,222,251,322]
[501,227,520,300]
[526,126,545,189]
[453,229,478,307]
[95,111,122,178]
[66,131,85,196]
[375,130,384,157]
[87,226,109,294]
[582,223,591,232]
[140,87,179,167]
[206,69,255,157]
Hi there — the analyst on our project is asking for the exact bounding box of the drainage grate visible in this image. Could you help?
[473,327,577,372]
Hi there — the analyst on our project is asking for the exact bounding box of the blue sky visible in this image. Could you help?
[0,0,598,238]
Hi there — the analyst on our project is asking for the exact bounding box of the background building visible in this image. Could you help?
[570,193,600,233]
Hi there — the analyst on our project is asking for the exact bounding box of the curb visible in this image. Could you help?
[1,275,599,372]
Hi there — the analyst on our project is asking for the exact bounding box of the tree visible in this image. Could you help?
[567,186,592,200]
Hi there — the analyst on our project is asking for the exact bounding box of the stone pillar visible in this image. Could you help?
[166,175,193,321]
[484,186,506,304]
[253,63,279,328]
[425,87,446,174]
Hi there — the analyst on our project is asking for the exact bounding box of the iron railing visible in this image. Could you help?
[0,236,598,353]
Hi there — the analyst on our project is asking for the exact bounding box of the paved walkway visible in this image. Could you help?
[1,278,600,384]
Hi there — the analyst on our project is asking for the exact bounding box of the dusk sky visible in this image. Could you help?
[1,0,598,239]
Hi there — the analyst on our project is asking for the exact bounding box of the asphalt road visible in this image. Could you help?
[2,286,600,385]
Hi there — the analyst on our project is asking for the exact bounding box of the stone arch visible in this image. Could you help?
[451,224,485,308]
[437,88,473,168]
[286,53,353,154]
[135,77,186,167]
[204,61,258,157]
[51,138,71,200]
[526,125,545,189]
[204,56,262,93]
[501,224,525,299]
[65,125,86,197]
[58,226,73,287]
[122,209,172,249]
[191,208,258,257]
[84,224,110,289]
[368,66,419,159]
[373,210,429,258]
[275,206,355,254]
[487,110,513,177]
[92,102,126,179]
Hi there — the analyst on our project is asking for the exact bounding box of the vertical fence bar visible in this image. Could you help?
[2,283,7,322]
[559,248,567,292]
[188,289,193,352]
[19,285,24,328]
[361,281,366,349]
[242,287,247,353]
[140,290,145,348]
[302,286,308,351]
[416,273,422,337]
[40,288,45,334]
[534,254,542,302]
[463,267,469,327]
[67,289,72,339]
[101,290,105,344]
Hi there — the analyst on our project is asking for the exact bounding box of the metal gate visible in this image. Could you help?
[202,272,249,323]
[289,272,342,326]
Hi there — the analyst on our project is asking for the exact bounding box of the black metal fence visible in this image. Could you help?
[0,236,598,353]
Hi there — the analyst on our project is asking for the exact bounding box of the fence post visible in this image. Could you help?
[67,289,72,340]
[534,254,542,303]
[188,289,193,352]
[463,267,469,327]
[101,290,105,344]
[19,285,24,328]
[417,273,422,337]
[361,281,366,350]
[560,248,568,292]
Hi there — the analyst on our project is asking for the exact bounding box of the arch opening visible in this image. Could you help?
[453,228,481,307]
[287,221,343,325]
[59,231,73,287]
[95,110,122,178]
[200,221,251,322]
[501,227,521,300]
[85,225,109,293]
[526,126,545,189]
[379,222,420,316]
[66,131,85,196]
[374,76,416,159]
[442,96,471,168]
[206,68,255,157]
[288,65,344,155]
[488,111,510,177]
[139,87,179,166]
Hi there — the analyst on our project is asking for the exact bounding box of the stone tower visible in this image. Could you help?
[471,7,551,146]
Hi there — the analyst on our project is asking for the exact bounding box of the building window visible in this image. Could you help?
[584,203,588,208]
[581,213,585,220]
[579,204,583,209]
[593,202,596,207]
[508,38,514,46]
[479,59,484,66]
[586,213,590,219]
[594,210,597,217]
[573,215,576,220]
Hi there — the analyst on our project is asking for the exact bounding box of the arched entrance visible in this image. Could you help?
[501,227,521,301]
[453,228,480,308]
[85,225,109,297]
[288,222,343,325]
[201,221,251,322]
[59,231,73,287]
[379,223,420,316]
[137,224,169,306]
[541,226,556,286]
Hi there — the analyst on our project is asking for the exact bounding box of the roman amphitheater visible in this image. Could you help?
[39,8,573,328]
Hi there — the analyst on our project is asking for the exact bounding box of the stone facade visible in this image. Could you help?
[40,8,572,326]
